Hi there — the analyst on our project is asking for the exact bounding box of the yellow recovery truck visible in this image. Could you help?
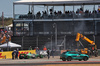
[75,33,98,57]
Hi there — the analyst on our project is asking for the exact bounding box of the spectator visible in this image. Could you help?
[54,11,57,15]
[50,9,53,15]
[0,48,3,52]
[15,48,19,59]
[12,50,16,60]
[36,11,41,19]
[43,46,47,50]
[28,11,32,14]
[1,49,3,52]
[29,46,32,50]
[0,48,1,52]
[0,28,12,45]
[47,49,50,59]
[51,48,55,58]
[36,47,40,54]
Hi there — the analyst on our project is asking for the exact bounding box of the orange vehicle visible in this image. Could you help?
[75,33,98,57]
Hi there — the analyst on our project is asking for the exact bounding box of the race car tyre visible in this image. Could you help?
[24,56,28,59]
[62,58,66,61]
[19,56,24,59]
[79,59,82,61]
[67,57,72,61]
[39,55,43,58]
[32,57,36,59]
[83,57,88,61]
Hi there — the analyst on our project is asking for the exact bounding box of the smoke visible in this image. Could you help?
[73,21,87,50]
[43,41,55,50]
[42,21,87,50]
[74,21,86,34]
[43,38,67,50]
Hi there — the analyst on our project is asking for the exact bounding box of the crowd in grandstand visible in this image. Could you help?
[17,7,100,19]
[35,7,100,19]
[0,27,13,44]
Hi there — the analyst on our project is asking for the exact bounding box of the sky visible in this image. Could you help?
[0,0,99,18]
[0,0,18,18]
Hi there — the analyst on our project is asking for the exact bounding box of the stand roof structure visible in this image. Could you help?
[14,0,100,5]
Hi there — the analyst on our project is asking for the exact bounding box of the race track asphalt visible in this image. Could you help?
[0,56,100,66]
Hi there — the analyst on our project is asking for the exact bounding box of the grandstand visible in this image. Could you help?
[12,0,100,50]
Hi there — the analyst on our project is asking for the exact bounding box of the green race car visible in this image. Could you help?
[60,51,89,61]
[19,53,43,59]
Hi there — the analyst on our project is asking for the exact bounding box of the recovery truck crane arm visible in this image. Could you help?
[75,33,98,57]
[75,33,95,45]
